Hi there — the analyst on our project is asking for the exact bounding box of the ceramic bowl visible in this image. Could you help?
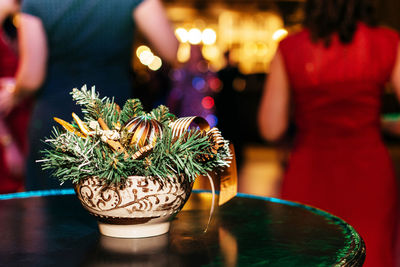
[74,175,192,238]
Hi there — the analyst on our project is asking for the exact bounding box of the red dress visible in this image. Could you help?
[279,23,399,267]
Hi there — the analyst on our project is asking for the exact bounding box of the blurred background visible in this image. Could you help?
[130,0,400,198]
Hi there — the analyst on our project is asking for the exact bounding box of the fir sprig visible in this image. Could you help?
[150,105,176,124]
[120,99,144,125]
[70,85,120,127]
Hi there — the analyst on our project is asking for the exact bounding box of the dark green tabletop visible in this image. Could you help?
[0,190,365,266]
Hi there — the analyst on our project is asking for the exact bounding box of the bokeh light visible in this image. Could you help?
[177,43,191,63]
[233,78,246,91]
[257,42,269,57]
[202,28,217,45]
[206,114,218,128]
[139,50,154,66]
[243,42,258,56]
[188,28,202,45]
[136,45,150,58]
[201,96,215,109]
[148,56,162,71]
[208,77,222,92]
[202,45,220,61]
[175,28,188,43]
[272,29,288,41]
[192,77,206,91]
[196,60,209,73]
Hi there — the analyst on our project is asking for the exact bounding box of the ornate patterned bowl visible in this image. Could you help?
[74,175,193,238]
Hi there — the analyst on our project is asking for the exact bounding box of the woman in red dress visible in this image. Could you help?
[258,0,399,266]
[0,0,32,193]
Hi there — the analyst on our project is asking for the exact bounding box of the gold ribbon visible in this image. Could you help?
[170,116,238,206]
[169,116,210,137]
[218,143,238,206]
[169,116,238,230]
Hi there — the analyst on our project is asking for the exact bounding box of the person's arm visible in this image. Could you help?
[391,43,400,97]
[0,13,47,115]
[257,50,290,142]
[15,13,47,99]
[133,0,179,66]
[383,43,400,135]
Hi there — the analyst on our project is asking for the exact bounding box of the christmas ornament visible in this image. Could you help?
[122,115,163,148]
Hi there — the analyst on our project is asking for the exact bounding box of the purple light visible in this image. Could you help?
[192,77,206,91]
[206,114,218,128]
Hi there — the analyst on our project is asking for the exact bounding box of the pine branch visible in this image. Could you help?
[71,85,105,121]
[150,105,176,124]
[120,99,144,125]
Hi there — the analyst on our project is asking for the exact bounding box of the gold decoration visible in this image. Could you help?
[169,116,210,138]
[207,127,225,152]
[132,144,154,160]
[169,117,226,163]
[54,113,88,138]
[218,143,238,206]
[122,115,163,148]
[97,118,128,158]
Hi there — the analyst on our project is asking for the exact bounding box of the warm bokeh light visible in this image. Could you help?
[202,28,217,45]
[233,78,246,91]
[135,45,163,71]
[136,45,150,58]
[139,50,154,66]
[208,77,222,92]
[218,11,284,73]
[177,43,191,63]
[139,10,286,74]
[272,29,288,41]
[175,27,188,43]
[188,28,202,45]
[148,56,162,71]
[202,45,220,61]
[243,42,258,57]
[257,42,269,57]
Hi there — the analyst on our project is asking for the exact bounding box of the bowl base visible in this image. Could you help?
[98,221,171,238]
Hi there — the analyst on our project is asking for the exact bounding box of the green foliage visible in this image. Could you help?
[150,105,176,124]
[40,86,231,186]
[120,98,144,125]
[70,85,120,127]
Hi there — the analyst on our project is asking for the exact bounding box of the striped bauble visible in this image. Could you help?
[122,115,163,148]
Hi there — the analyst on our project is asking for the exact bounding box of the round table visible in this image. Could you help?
[0,190,365,266]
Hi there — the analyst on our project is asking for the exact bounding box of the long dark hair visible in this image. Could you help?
[304,0,378,45]
[2,0,22,41]
[3,16,17,40]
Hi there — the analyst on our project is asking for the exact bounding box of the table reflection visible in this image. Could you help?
[81,224,238,267]
[0,191,365,266]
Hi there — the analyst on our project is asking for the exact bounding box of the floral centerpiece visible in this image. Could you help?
[39,86,232,238]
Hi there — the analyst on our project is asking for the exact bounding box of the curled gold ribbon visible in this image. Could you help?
[169,116,215,231]
[169,116,237,231]
[169,116,210,138]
